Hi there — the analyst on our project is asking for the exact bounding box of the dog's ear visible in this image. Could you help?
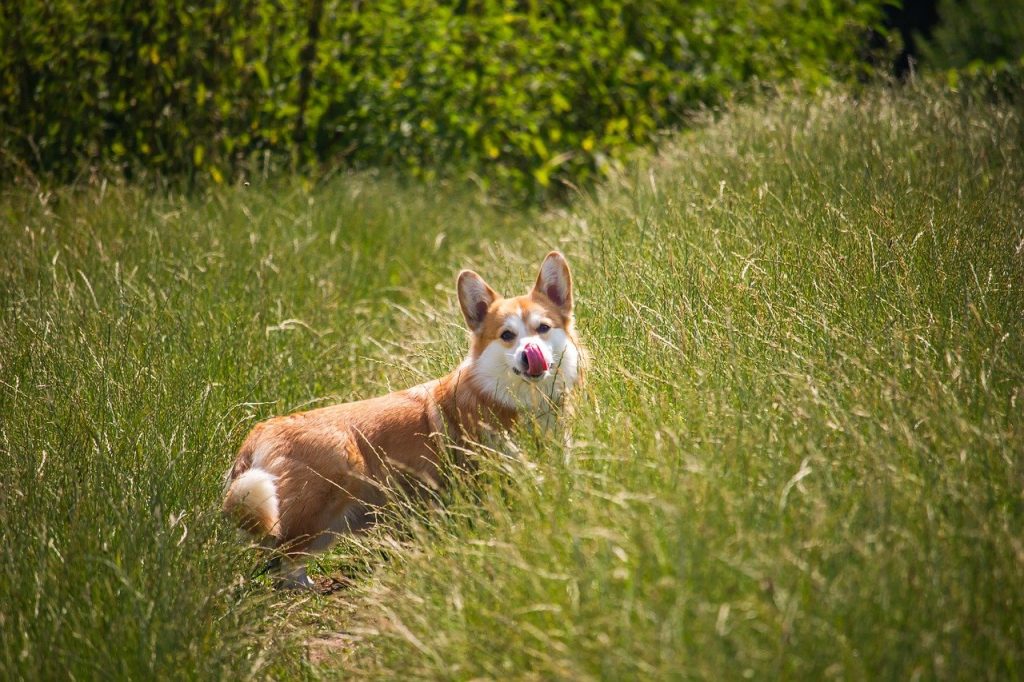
[457,270,499,331]
[532,251,573,314]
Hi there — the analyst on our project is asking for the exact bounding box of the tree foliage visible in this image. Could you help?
[1,0,883,198]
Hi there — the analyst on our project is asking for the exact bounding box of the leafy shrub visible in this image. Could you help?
[920,0,1024,70]
[0,0,885,199]
[908,0,1024,105]
[0,1,291,183]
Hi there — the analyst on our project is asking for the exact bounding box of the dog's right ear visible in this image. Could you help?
[457,270,499,332]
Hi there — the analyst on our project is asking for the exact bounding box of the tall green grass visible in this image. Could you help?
[0,176,540,677]
[2,82,1022,679]
[336,86,1024,679]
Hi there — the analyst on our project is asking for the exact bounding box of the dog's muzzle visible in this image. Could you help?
[518,342,549,379]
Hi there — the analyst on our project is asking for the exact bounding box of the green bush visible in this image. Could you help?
[921,0,1024,70]
[0,0,884,199]
[912,0,1024,105]
[0,1,288,183]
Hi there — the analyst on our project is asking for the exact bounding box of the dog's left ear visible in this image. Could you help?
[458,269,500,332]
[532,251,573,315]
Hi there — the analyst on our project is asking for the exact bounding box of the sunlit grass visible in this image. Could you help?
[0,176,540,678]
[2,83,1021,679]
[337,85,1024,679]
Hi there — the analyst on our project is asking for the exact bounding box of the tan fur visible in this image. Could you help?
[223,252,582,569]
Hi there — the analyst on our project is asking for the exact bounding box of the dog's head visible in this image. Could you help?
[457,251,581,410]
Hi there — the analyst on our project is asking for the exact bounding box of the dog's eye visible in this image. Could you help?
[500,330,516,342]
[537,323,551,334]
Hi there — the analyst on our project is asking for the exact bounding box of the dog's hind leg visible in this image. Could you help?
[271,502,373,590]
[274,560,315,590]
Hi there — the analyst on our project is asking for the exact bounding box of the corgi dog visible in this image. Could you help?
[223,251,582,587]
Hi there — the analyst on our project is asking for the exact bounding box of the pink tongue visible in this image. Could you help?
[524,343,548,376]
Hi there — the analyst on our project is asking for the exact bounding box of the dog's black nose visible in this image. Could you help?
[519,351,529,369]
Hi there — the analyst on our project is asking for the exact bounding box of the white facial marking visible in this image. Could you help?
[468,312,580,412]
[504,315,526,338]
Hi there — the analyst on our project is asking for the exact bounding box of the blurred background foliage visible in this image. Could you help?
[922,0,1024,70]
[0,0,1020,201]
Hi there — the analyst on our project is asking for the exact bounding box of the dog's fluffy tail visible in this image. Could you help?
[223,468,281,539]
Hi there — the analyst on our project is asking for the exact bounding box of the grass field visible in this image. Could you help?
[2,83,1022,679]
